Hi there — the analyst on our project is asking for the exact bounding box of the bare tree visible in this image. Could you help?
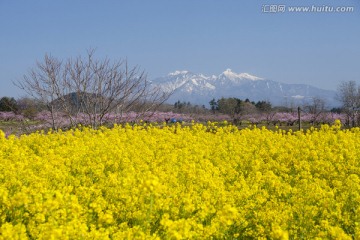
[336,81,360,127]
[15,54,63,130]
[15,49,171,129]
[17,97,45,118]
[303,97,326,125]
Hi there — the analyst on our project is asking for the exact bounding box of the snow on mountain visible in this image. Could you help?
[168,70,189,76]
[292,95,305,99]
[220,68,264,81]
[151,69,339,107]
[153,70,216,94]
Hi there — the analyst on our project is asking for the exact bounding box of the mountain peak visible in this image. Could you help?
[223,68,233,74]
[168,70,190,76]
[221,69,263,81]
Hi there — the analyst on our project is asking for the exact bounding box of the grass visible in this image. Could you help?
[0,120,42,136]
[0,119,334,137]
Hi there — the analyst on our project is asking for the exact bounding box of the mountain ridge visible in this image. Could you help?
[151,69,339,108]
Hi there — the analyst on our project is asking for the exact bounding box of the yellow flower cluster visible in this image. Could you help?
[1,122,360,239]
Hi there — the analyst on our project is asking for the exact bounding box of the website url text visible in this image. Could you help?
[262,5,354,13]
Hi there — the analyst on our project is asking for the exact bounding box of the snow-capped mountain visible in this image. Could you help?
[219,68,264,82]
[152,69,339,107]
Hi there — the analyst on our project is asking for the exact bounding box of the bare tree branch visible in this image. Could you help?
[15,49,173,129]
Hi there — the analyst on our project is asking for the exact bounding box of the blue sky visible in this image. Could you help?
[0,0,359,98]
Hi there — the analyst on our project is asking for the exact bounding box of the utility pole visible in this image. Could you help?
[298,106,301,131]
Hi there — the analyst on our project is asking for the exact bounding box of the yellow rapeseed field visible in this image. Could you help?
[1,120,360,239]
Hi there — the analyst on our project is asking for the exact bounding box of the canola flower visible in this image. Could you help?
[0,121,359,239]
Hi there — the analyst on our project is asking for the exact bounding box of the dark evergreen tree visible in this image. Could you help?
[0,97,18,112]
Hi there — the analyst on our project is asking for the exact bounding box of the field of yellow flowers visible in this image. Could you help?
[1,121,359,239]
